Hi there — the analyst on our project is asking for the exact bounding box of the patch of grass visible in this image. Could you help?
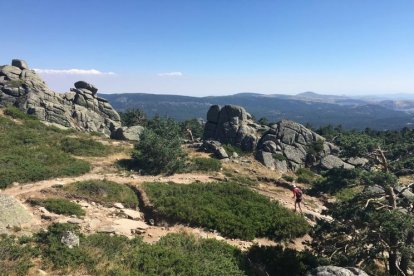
[282,174,295,182]
[335,186,364,202]
[64,180,138,208]
[4,106,35,120]
[60,137,111,156]
[296,168,318,184]
[190,157,221,172]
[29,198,85,217]
[0,114,91,188]
[0,235,38,276]
[143,182,309,241]
[273,153,287,161]
[229,174,258,186]
[222,144,247,156]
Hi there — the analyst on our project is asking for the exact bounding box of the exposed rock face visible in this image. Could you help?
[0,59,121,136]
[308,266,369,276]
[111,125,144,141]
[203,105,261,152]
[0,194,32,233]
[256,120,354,171]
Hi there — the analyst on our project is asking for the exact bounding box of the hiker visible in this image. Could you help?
[292,184,303,213]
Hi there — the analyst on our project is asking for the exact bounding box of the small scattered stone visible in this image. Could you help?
[114,203,125,209]
[61,231,79,248]
[67,218,83,224]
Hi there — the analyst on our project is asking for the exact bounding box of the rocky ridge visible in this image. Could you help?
[0,59,121,136]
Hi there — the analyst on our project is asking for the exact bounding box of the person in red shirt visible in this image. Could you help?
[292,184,303,214]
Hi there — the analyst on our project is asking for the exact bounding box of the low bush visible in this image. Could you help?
[0,114,91,188]
[132,118,187,175]
[222,144,246,156]
[282,174,295,182]
[143,182,309,241]
[29,198,85,217]
[296,168,317,184]
[0,235,37,276]
[273,153,287,161]
[35,224,246,275]
[60,137,110,156]
[246,245,318,275]
[64,180,138,208]
[190,157,221,172]
[4,106,35,120]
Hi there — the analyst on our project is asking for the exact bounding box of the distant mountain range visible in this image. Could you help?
[102,92,414,130]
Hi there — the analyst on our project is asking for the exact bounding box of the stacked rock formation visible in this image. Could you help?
[0,59,121,136]
[256,120,357,171]
[203,105,262,152]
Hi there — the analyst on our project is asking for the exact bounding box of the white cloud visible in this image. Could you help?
[33,68,115,75]
[157,71,183,77]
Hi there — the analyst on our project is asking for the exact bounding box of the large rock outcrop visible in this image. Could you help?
[256,120,355,171]
[203,105,262,152]
[0,59,121,136]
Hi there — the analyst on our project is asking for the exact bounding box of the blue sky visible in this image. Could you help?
[2,0,414,96]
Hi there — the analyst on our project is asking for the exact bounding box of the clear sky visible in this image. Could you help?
[2,0,414,96]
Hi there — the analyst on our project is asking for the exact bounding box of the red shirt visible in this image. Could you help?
[293,187,302,198]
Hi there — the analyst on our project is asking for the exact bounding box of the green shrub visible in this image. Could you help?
[0,115,91,188]
[128,233,245,275]
[0,235,37,276]
[273,153,287,161]
[64,180,138,208]
[29,198,85,217]
[132,117,187,175]
[190,157,221,172]
[222,144,246,156]
[246,245,318,275]
[180,118,204,139]
[120,108,147,127]
[4,106,36,120]
[60,137,110,156]
[143,182,309,241]
[35,223,93,271]
[296,168,317,184]
[282,174,295,182]
[34,224,245,275]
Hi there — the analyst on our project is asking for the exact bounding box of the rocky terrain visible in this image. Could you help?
[201,104,367,172]
[0,59,121,136]
[203,104,264,152]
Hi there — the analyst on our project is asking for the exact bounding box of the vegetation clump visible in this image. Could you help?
[64,180,138,208]
[143,181,309,240]
[60,137,111,156]
[0,112,91,188]
[2,223,247,275]
[190,157,221,172]
[132,117,187,175]
[29,198,85,217]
